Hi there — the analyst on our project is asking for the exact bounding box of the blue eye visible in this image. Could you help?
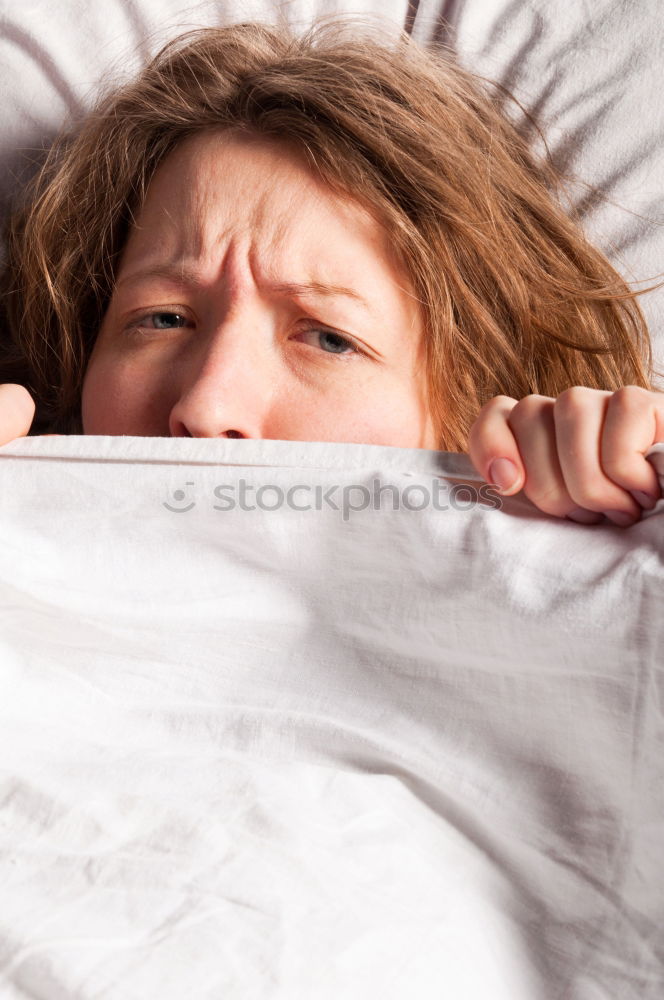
[296,328,359,355]
[319,331,356,354]
[148,312,189,329]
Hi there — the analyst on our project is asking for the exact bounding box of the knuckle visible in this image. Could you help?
[477,395,515,418]
[553,385,596,420]
[609,384,649,413]
[469,395,517,451]
[599,453,630,481]
[569,473,635,512]
[568,486,610,511]
[529,497,570,518]
[508,394,550,426]
[524,480,571,518]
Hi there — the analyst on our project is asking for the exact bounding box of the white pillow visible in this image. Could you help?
[0,0,408,218]
[0,434,662,998]
[412,0,664,378]
[1,0,661,370]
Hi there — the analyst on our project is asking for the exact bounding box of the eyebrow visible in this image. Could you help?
[116,266,369,309]
[270,281,368,308]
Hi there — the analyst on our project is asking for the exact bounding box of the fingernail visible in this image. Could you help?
[488,457,520,493]
[631,490,657,511]
[566,507,602,524]
[605,509,638,527]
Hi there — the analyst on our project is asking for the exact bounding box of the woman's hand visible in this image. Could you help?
[0,384,36,445]
[468,386,664,526]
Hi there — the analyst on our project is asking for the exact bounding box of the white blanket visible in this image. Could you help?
[1,436,663,999]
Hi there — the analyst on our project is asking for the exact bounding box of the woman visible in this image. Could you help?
[1,21,662,525]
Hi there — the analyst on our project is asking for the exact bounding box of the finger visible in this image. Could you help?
[552,387,641,525]
[600,386,664,509]
[0,384,36,444]
[467,395,525,495]
[506,394,601,522]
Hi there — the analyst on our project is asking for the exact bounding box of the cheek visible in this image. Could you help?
[360,376,435,449]
[81,352,152,435]
[303,378,433,449]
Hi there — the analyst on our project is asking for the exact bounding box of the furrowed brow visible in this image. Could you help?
[116,270,369,309]
[116,264,204,289]
[271,281,369,308]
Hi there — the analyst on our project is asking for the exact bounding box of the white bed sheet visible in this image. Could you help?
[0,436,663,999]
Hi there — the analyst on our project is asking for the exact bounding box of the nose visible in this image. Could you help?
[168,314,274,439]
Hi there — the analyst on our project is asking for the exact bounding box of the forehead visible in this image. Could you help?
[121,130,414,297]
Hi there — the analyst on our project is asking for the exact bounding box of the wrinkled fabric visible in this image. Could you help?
[0,435,663,999]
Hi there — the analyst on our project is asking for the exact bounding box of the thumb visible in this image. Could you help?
[0,383,36,445]
[486,456,524,495]
[467,396,525,496]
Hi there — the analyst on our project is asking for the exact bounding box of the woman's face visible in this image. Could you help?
[82,131,438,448]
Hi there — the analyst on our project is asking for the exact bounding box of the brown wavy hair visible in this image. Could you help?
[0,20,656,446]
